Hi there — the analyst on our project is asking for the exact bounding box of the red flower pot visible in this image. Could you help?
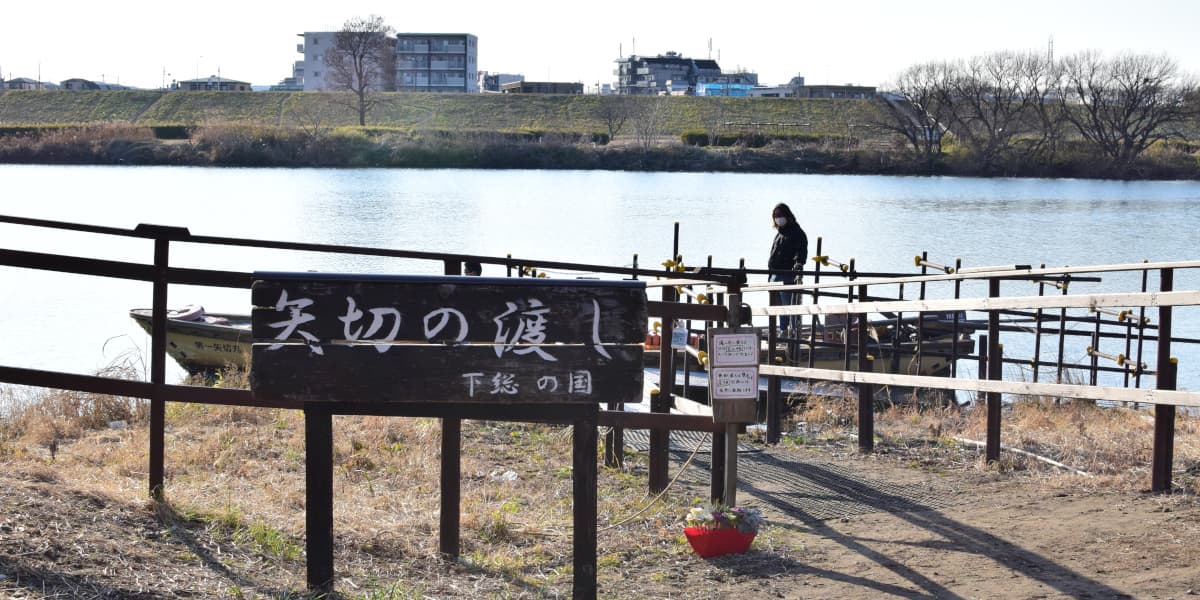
[683,526,756,558]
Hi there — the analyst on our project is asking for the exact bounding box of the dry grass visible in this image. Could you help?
[3,365,1199,597]
[790,388,1200,494]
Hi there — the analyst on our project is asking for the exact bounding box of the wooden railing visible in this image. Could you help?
[747,261,1200,492]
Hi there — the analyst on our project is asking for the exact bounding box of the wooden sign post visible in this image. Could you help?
[707,327,760,507]
[249,272,646,599]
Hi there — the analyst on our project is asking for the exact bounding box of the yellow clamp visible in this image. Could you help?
[697,351,709,366]
[662,259,677,269]
[652,321,662,333]
[696,293,709,305]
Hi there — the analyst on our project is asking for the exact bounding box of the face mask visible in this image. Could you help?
[774,217,788,227]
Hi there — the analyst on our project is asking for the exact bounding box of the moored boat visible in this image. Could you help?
[129,306,251,374]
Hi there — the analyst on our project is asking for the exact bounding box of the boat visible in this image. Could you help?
[129,306,251,374]
[645,311,977,378]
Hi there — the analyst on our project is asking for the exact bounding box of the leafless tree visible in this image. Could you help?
[941,52,1046,173]
[631,96,669,152]
[1058,51,1198,175]
[699,97,732,146]
[596,95,634,141]
[323,15,396,126]
[869,61,956,170]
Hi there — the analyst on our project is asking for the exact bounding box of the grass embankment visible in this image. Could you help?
[2,360,1197,597]
[3,90,1198,177]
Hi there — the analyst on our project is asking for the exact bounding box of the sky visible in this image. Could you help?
[3,1,1199,90]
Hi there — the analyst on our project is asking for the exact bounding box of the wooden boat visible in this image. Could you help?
[645,311,977,378]
[129,306,251,374]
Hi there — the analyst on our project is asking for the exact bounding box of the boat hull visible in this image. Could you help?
[129,309,251,374]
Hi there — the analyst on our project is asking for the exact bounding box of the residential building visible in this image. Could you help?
[395,33,478,93]
[175,76,252,91]
[479,71,523,93]
[3,77,53,90]
[297,31,395,92]
[298,30,478,93]
[500,81,582,94]
[270,61,305,91]
[615,52,721,95]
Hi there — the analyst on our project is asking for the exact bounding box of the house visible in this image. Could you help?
[174,76,252,91]
[297,30,479,93]
[500,81,582,94]
[3,77,53,90]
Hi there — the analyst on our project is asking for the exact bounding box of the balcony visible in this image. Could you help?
[430,44,466,54]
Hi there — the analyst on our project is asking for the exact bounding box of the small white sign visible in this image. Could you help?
[710,333,759,366]
[711,366,759,399]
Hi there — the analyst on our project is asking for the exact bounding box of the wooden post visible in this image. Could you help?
[573,406,599,600]
[1152,360,1178,493]
[440,259,462,556]
[710,430,725,504]
[856,284,873,453]
[305,407,334,594]
[723,423,738,507]
[1152,268,1175,493]
[149,236,169,500]
[766,315,781,444]
[650,284,676,493]
[986,278,1002,463]
[439,417,462,557]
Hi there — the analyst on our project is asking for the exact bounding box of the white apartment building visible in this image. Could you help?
[297,31,478,93]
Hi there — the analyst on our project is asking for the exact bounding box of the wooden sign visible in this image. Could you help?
[707,327,760,423]
[250,273,646,404]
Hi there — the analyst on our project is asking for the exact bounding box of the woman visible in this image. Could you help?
[768,203,808,334]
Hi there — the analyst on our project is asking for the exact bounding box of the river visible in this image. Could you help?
[1,165,1198,392]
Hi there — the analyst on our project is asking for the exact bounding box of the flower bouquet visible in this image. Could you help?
[683,504,764,558]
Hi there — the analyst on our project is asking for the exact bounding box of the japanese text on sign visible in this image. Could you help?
[710,333,759,366]
[711,367,759,399]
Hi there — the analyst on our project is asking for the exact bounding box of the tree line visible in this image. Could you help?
[871,50,1199,177]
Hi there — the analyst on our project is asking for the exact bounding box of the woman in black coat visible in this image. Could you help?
[768,202,807,333]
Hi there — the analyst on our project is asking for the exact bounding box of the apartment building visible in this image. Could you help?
[614,52,721,95]
[395,33,478,93]
[297,31,477,93]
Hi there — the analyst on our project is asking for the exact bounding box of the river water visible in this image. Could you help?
[1,165,1198,392]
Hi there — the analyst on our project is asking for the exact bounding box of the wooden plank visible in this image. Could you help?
[597,410,725,433]
[251,344,643,404]
[646,300,727,322]
[752,290,1200,318]
[760,364,1200,407]
[251,276,646,345]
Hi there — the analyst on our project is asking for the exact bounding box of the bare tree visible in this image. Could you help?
[869,61,956,170]
[596,95,634,141]
[699,97,732,146]
[1058,51,1198,175]
[941,52,1046,173]
[631,96,669,152]
[324,15,396,126]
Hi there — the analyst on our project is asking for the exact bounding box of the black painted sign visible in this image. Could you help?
[249,273,646,404]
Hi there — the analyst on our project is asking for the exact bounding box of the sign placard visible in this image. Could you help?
[707,327,761,423]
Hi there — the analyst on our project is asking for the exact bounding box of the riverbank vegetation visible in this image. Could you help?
[1,362,1198,596]
[1,49,1197,178]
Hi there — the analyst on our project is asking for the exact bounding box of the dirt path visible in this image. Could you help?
[672,445,1200,599]
[2,439,1198,598]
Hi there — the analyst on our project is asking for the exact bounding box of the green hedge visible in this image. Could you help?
[681,130,853,147]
